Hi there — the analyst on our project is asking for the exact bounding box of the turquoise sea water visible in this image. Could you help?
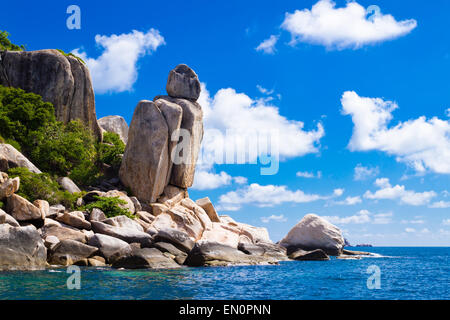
[0,247,448,300]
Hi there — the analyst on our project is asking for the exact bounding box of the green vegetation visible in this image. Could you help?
[98,132,125,169]
[84,196,134,219]
[55,49,85,64]
[7,167,83,209]
[0,31,25,51]
[0,200,4,209]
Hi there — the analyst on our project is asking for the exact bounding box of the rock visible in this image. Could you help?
[200,223,240,248]
[196,197,220,223]
[289,249,330,261]
[44,235,60,250]
[153,242,188,265]
[154,97,203,189]
[157,184,188,208]
[150,203,169,216]
[119,100,169,203]
[341,249,373,256]
[0,224,47,270]
[0,49,102,139]
[166,205,205,240]
[83,190,105,204]
[180,198,212,230]
[0,209,20,227]
[136,211,155,224]
[40,225,87,243]
[6,194,43,221]
[48,204,65,218]
[88,233,132,264]
[238,242,288,261]
[166,64,201,101]
[88,256,107,266]
[91,221,153,247]
[33,200,49,219]
[89,208,107,222]
[129,197,142,212]
[56,211,91,230]
[0,176,20,199]
[103,215,143,232]
[49,239,98,266]
[153,228,195,253]
[112,247,180,269]
[104,190,135,214]
[57,177,81,194]
[0,144,41,173]
[185,241,276,267]
[98,115,129,144]
[42,218,62,228]
[280,214,345,256]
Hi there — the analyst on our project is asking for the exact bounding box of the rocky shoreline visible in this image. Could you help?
[0,49,373,271]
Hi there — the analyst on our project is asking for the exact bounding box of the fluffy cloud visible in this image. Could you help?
[198,83,324,167]
[281,0,417,50]
[192,170,247,190]
[261,214,288,223]
[324,210,392,225]
[296,171,322,179]
[354,164,379,181]
[73,29,165,93]
[218,183,334,211]
[256,35,279,54]
[342,91,450,174]
[334,196,362,206]
[364,178,437,206]
[429,201,450,209]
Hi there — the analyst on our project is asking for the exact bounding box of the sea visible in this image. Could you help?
[0,247,448,300]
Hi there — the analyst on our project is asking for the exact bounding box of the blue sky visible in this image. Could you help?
[2,0,449,245]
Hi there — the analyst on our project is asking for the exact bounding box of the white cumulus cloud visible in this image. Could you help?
[281,0,417,50]
[334,196,362,206]
[73,29,165,93]
[364,178,437,206]
[354,164,379,181]
[342,91,450,174]
[261,214,288,223]
[429,201,450,209]
[296,171,322,179]
[256,35,279,54]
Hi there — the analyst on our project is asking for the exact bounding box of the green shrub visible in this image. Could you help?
[0,201,4,210]
[7,167,82,209]
[84,196,134,219]
[56,49,85,64]
[0,31,25,51]
[98,132,125,168]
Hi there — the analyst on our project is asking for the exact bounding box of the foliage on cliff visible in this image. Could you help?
[0,31,25,51]
[84,196,134,219]
[98,132,125,169]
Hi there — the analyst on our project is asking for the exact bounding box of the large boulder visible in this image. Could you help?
[0,209,20,227]
[196,197,220,223]
[91,221,153,247]
[56,211,91,230]
[57,177,81,194]
[88,233,132,263]
[103,215,143,232]
[166,64,201,101]
[6,194,43,222]
[280,214,345,256]
[289,249,330,261]
[0,176,19,200]
[153,228,195,253]
[103,190,135,214]
[112,247,180,269]
[0,144,41,173]
[238,242,288,261]
[119,100,170,203]
[48,239,98,266]
[98,115,129,144]
[0,224,47,270]
[40,225,87,243]
[0,49,102,139]
[153,96,203,189]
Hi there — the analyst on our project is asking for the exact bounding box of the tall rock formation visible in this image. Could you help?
[0,49,102,140]
[120,64,203,203]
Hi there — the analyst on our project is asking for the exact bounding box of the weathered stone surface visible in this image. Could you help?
[0,224,47,270]
[166,205,205,240]
[196,197,220,223]
[49,239,98,266]
[56,211,91,230]
[119,100,169,203]
[0,50,102,139]
[289,249,330,261]
[153,228,195,253]
[0,210,5,224]
[57,177,81,194]
[150,203,169,216]
[89,208,107,222]
[157,185,188,208]
[166,64,201,101]
[129,197,142,212]
[88,256,107,266]
[112,247,180,269]
[98,115,129,144]
[0,144,41,173]
[153,97,203,189]
[40,225,87,243]
[0,209,20,227]
[88,233,132,263]
[103,215,143,232]
[200,223,240,248]
[44,235,60,250]
[185,241,277,267]
[238,242,288,261]
[43,218,62,228]
[91,221,152,247]
[6,194,43,221]
[0,176,19,199]
[136,211,155,224]
[280,214,345,256]
[48,204,65,218]
[33,200,49,219]
[341,249,373,256]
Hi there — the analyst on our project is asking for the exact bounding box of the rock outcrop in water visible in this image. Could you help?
[0,49,102,140]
